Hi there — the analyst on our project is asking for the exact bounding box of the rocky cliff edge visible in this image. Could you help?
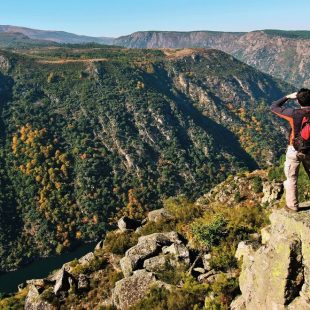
[232,207,310,310]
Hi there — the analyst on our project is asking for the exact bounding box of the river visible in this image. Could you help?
[0,242,96,294]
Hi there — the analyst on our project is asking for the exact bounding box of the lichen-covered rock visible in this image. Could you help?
[112,269,158,309]
[230,295,246,310]
[147,208,173,223]
[233,209,310,309]
[120,231,184,277]
[261,180,283,204]
[25,285,54,310]
[143,255,167,272]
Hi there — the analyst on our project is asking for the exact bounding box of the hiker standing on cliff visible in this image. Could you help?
[271,89,310,212]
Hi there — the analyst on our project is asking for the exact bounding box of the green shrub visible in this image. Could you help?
[234,192,242,203]
[210,242,238,271]
[136,219,176,237]
[153,258,188,285]
[104,231,138,255]
[130,284,207,310]
[191,215,227,248]
[164,195,203,223]
[252,176,263,193]
[205,274,240,310]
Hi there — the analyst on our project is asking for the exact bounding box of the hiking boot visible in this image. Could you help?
[284,205,299,213]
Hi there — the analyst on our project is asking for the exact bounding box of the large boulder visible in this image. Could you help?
[112,269,159,309]
[147,208,173,223]
[232,209,310,309]
[25,285,54,310]
[118,216,141,232]
[120,231,184,277]
[53,269,75,295]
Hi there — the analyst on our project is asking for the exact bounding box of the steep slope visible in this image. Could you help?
[0,46,292,271]
[0,169,282,309]
[0,25,114,44]
[115,30,310,87]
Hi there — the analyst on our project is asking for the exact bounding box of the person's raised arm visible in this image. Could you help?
[270,92,297,119]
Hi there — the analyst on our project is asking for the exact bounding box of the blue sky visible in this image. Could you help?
[1,0,310,37]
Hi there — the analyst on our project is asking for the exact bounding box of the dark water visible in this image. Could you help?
[0,242,96,294]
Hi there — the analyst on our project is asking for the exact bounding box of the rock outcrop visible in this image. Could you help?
[25,285,54,310]
[232,209,310,310]
[147,208,173,223]
[112,269,160,310]
[119,231,188,277]
[0,54,10,72]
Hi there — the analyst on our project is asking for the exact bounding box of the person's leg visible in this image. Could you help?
[284,146,301,210]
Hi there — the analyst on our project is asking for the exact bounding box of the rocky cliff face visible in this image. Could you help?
[115,30,310,87]
[232,208,310,310]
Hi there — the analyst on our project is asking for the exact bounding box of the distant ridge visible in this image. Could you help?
[0,25,114,44]
[1,25,310,87]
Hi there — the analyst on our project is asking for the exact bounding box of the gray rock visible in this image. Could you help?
[143,255,168,272]
[230,295,246,310]
[162,243,190,263]
[261,181,283,204]
[193,267,205,274]
[78,274,90,291]
[120,231,184,277]
[112,269,159,310]
[233,209,310,309]
[26,279,46,287]
[25,285,54,310]
[78,252,95,265]
[53,269,74,295]
[147,208,173,223]
[118,216,141,232]
[198,270,217,283]
[202,253,212,271]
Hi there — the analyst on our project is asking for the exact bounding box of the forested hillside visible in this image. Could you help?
[0,46,292,271]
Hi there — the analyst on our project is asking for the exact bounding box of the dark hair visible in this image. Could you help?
[297,88,310,106]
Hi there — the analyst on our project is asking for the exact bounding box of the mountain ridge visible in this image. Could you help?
[0,25,114,44]
[2,25,310,87]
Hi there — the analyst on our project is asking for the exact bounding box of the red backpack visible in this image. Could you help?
[294,113,310,152]
[301,115,310,140]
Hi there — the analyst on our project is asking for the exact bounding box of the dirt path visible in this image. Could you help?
[37,58,108,64]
